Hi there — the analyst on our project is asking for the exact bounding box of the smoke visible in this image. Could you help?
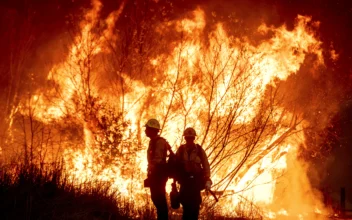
[1,0,351,216]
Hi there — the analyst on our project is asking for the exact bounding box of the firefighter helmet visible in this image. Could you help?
[183,127,196,137]
[145,119,161,130]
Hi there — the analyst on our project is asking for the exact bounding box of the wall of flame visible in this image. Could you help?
[2,0,335,219]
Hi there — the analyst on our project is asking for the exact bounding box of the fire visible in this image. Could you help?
[7,0,333,219]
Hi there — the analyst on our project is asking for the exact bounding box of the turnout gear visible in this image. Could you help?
[176,144,211,181]
[147,136,178,179]
[145,120,169,220]
[145,118,161,130]
[183,127,196,137]
[150,176,168,220]
[175,135,212,220]
[179,178,202,220]
[147,136,168,173]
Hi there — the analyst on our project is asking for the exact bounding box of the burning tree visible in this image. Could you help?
[2,0,332,219]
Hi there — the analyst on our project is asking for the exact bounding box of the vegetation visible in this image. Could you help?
[0,164,264,219]
[0,1,330,219]
[0,164,156,220]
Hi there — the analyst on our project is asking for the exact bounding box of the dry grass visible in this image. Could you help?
[0,164,258,220]
[0,164,150,220]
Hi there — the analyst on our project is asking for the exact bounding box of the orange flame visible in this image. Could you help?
[13,1,333,218]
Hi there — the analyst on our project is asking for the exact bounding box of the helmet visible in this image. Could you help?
[145,119,161,130]
[183,127,196,137]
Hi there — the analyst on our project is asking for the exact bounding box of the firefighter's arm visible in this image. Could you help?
[200,148,213,191]
[200,148,211,180]
[175,146,183,160]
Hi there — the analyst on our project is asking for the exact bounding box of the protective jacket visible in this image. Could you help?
[176,143,210,180]
[147,136,168,175]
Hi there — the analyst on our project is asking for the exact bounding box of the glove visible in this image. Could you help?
[205,180,212,190]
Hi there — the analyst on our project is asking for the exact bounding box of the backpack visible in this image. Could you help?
[150,137,179,179]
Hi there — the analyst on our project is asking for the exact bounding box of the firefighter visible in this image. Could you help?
[144,118,169,220]
[176,127,212,220]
